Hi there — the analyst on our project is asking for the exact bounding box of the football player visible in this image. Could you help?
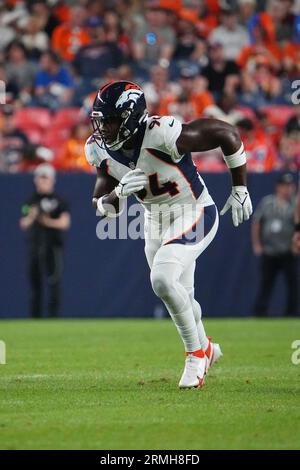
[85,81,253,388]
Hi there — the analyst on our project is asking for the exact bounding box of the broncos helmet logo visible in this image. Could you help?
[115,89,144,109]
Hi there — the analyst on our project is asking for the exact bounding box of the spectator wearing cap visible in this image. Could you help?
[73,16,124,94]
[252,172,299,317]
[33,50,75,110]
[158,65,216,121]
[202,41,240,99]
[51,5,90,61]
[208,6,249,61]
[0,105,29,172]
[20,164,71,318]
[132,2,176,74]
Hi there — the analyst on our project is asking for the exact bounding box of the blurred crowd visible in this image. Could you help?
[0,0,300,173]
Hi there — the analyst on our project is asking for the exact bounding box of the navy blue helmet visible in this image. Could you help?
[91,81,148,150]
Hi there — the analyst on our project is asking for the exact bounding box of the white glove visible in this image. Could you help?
[115,168,147,199]
[220,185,253,227]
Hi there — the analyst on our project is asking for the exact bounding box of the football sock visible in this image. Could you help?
[191,298,209,352]
[151,261,201,352]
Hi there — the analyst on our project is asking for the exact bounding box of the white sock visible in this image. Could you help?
[191,298,209,352]
[151,262,201,352]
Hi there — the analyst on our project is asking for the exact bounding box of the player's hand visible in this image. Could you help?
[115,169,147,199]
[220,186,253,227]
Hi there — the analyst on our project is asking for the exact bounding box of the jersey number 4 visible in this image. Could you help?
[137,173,179,200]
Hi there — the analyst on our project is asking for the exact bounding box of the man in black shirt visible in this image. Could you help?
[202,41,240,99]
[20,164,70,318]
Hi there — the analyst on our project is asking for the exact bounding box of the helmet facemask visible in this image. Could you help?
[91,105,148,151]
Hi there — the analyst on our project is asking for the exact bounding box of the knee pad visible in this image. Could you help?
[150,266,172,299]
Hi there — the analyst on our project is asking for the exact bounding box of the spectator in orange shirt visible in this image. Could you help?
[177,2,217,40]
[237,23,281,72]
[55,123,93,172]
[51,5,90,61]
[237,118,277,172]
[158,65,216,121]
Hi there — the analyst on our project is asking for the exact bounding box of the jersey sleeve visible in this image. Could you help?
[162,116,183,163]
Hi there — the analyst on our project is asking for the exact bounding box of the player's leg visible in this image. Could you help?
[180,262,209,351]
[150,244,206,388]
[144,212,162,271]
[151,247,201,353]
[180,261,222,369]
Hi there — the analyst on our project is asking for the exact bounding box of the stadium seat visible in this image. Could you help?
[24,128,43,145]
[51,108,82,129]
[14,108,52,131]
[41,128,71,154]
[261,106,295,127]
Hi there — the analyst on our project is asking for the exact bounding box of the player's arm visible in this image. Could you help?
[92,167,120,211]
[176,118,252,227]
[92,166,147,218]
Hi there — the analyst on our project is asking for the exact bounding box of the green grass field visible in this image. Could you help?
[0,318,299,450]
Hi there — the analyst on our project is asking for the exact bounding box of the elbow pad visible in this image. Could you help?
[223,144,247,169]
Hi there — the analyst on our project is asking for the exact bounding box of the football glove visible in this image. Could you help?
[115,168,148,199]
[220,185,253,227]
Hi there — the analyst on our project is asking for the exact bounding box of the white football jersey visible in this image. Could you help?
[85,115,214,211]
